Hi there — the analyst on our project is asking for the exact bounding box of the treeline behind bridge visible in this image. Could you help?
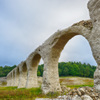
[38,62,96,78]
[0,62,96,78]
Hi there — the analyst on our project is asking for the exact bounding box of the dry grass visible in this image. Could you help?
[60,76,94,89]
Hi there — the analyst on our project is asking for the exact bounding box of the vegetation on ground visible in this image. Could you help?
[60,77,94,89]
[0,86,59,100]
[0,77,94,99]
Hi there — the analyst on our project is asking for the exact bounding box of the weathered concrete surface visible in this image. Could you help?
[26,53,41,88]
[18,61,27,88]
[7,73,11,86]
[7,0,100,94]
[88,0,100,92]
[14,67,20,86]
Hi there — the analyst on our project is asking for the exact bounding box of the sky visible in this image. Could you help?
[0,0,97,66]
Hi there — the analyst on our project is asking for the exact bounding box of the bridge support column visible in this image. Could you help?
[18,71,27,88]
[42,53,61,94]
[26,54,41,88]
[94,67,100,92]
[13,70,16,86]
[88,0,100,92]
[26,69,38,88]
[14,69,19,86]
[8,74,12,86]
[11,71,14,86]
[7,74,10,86]
[18,62,27,88]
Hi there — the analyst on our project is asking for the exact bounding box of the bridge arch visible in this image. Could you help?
[26,51,44,88]
[41,21,96,94]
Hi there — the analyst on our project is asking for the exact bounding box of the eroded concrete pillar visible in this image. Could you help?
[11,71,14,86]
[7,74,10,86]
[13,70,16,86]
[26,54,41,88]
[88,0,100,92]
[18,62,27,88]
[42,50,61,94]
[8,73,12,86]
[13,67,20,86]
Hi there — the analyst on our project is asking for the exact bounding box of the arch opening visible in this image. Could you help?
[52,33,97,88]
[59,35,97,66]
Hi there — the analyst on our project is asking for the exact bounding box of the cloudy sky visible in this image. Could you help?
[0,0,97,66]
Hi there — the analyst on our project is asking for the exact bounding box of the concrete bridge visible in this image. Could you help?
[7,0,100,94]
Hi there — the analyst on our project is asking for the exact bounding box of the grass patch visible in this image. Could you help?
[0,86,59,100]
[66,84,94,89]
[0,77,94,99]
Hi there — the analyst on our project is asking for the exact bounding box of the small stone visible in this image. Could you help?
[85,90,90,95]
[77,90,82,96]
[69,91,73,95]
[81,95,93,100]
[35,98,50,100]
[72,95,82,100]
[79,88,85,95]
[73,92,78,96]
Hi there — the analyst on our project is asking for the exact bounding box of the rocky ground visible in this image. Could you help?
[36,86,100,100]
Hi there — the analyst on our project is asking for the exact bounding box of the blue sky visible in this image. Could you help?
[0,0,97,66]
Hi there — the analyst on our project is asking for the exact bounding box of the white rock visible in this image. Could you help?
[72,95,82,100]
[81,95,93,100]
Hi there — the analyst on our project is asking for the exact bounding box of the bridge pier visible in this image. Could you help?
[7,73,11,86]
[18,62,27,88]
[26,53,41,88]
[26,70,39,88]
[13,67,20,86]
[42,51,61,94]
[88,0,100,92]
[10,71,15,86]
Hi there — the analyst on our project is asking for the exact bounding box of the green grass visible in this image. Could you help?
[67,84,94,89]
[60,76,93,79]
[0,77,94,99]
[0,86,60,100]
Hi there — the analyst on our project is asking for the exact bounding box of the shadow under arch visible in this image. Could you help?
[26,52,43,88]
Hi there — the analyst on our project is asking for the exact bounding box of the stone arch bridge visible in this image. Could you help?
[7,0,100,94]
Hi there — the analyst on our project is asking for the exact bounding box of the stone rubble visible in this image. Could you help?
[36,86,100,100]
